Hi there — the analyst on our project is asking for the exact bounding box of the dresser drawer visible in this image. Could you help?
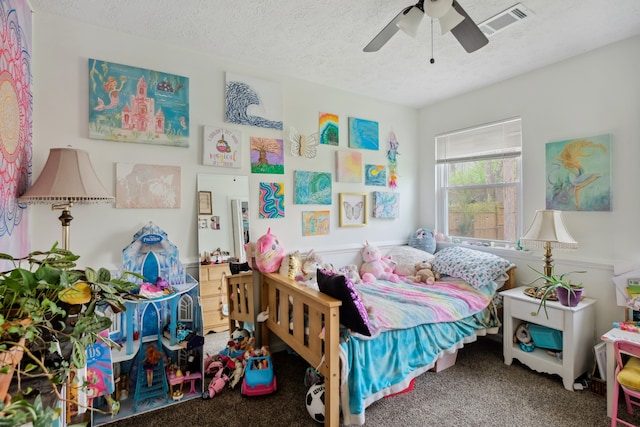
[201,294,225,312]
[200,264,230,281]
[201,279,225,297]
[203,309,227,333]
[509,298,563,329]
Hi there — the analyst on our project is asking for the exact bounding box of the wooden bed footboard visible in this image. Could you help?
[261,272,342,427]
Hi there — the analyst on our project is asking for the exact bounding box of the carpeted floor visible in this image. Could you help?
[103,334,639,426]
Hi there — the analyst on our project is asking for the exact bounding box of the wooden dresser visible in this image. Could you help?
[199,263,231,334]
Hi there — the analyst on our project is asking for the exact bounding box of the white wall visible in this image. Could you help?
[419,35,640,336]
[29,12,418,269]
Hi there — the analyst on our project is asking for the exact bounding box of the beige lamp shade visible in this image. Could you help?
[520,210,578,250]
[18,148,114,204]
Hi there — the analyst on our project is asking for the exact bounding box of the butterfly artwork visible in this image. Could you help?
[339,193,368,227]
[290,127,319,158]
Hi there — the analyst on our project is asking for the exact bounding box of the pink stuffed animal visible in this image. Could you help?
[360,241,399,283]
[255,228,285,273]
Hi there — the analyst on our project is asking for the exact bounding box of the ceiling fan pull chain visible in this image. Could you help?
[430,18,435,64]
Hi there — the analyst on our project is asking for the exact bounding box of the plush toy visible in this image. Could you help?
[407,261,440,285]
[339,264,362,285]
[295,250,324,291]
[279,250,302,280]
[360,241,399,284]
[255,228,286,273]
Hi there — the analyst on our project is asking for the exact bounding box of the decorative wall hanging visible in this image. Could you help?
[115,163,181,208]
[302,211,330,236]
[387,132,400,189]
[203,126,242,168]
[348,117,379,150]
[339,193,367,227]
[225,72,283,130]
[336,151,362,183]
[250,137,284,174]
[372,191,400,219]
[198,191,213,215]
[365,164,387,186]
[294,171,332,205]
[319,112,339,146]
[89,59,189,147]
[545,133,612,211]
[290,127,319,158]
[0,0,32,264]
[259,182,285,219]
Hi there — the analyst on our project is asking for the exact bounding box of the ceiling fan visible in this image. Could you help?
[363,0,488,54]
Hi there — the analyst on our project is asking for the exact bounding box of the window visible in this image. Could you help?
[436,118,522,243]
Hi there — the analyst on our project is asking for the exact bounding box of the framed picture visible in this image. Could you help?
[339,193,367,227]
[198,191,212,215]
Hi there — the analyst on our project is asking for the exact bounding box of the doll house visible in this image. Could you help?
[92,222,204,425]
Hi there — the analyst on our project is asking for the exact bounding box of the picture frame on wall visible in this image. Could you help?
[198,191,212,215]
[339,192,367,227]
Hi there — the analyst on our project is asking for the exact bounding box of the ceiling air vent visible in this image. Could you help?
[479,3,532,37]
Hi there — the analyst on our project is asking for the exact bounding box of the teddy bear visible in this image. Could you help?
[360,241,399,284]
[407,261,440,285]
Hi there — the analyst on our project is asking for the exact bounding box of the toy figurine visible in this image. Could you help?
[143,345,163,387]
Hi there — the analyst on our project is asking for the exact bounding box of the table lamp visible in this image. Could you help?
[18,147,114,250]
[519,209,578,279]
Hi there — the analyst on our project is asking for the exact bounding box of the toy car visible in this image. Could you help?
[241,356,277,396]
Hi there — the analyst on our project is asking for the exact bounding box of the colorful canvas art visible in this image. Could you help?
[336,151,362,183]
[203,126,242,168]
[372,191,400,219]
[259,182,285,218]
[116,163,181,208]
[319,112,339,145]
[348,117,379,150]
[225,72,283,130]
[294,171,332,205]
[250,137,284,174]
[89,59,189,147]
[545,134,612,211]
[302,211,330,236]
[365,164,387,186]
[0,0,32,265]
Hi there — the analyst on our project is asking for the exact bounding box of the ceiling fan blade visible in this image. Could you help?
[363,6,414,52]
[450,0,488,53]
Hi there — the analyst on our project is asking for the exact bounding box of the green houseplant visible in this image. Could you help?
[526,265,585,318]
[0,243,142,426]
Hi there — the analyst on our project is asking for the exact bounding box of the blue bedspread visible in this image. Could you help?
[339,279,499,425]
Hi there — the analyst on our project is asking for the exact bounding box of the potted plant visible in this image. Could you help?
[526,265,585,317]
[0,243,142,426]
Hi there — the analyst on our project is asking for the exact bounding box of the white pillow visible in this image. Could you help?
[385,246,435,276]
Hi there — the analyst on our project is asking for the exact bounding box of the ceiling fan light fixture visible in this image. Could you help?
[424,0,453,19]
[397,6,424,38]
[438,6,465,34]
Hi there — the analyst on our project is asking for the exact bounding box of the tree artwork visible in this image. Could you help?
[250,137,284,174]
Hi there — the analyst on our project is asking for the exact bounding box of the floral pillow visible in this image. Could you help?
[317,269,372,336]
[432,246,514,289]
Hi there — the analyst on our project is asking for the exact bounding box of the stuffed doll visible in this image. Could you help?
[339,264,363,285]
[255,228,285,273]
[407,261,440,285]
[295,250,323,291]
[360,241,399,284]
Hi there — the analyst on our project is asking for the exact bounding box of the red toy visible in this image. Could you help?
[241,355,277,396]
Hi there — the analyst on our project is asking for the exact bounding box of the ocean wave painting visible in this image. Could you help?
[225,72,283,130]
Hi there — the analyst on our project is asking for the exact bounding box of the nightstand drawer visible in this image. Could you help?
[509,298,563,329]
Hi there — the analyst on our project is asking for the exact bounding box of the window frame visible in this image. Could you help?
[435,118,523,244]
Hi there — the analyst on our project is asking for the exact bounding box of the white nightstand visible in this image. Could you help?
[501,287,596,391]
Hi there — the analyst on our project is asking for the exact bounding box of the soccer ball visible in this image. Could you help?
[305,383,325,423]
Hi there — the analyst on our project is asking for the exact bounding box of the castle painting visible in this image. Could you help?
[89,59,189,147]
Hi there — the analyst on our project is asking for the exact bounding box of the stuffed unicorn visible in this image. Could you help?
[360,241,399,283]
[255,228,285,273]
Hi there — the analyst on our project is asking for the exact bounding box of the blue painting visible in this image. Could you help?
[365,164,387,186]
[294,171,332,205]
[348,117,379,150]
[372,191,399,219]
[89,59,189,147]
[545,134,612,211]
[226,72,283,130]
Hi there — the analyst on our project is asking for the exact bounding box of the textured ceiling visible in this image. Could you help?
[28,0,640,108]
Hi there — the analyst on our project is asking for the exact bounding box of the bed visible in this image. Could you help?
[226,246,515,427]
